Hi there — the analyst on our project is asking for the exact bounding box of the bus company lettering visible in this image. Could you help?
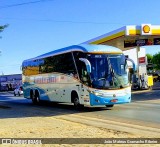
[34,76,60,84]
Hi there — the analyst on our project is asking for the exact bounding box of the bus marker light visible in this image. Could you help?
[95,99,99,103]
[110,99,118,103]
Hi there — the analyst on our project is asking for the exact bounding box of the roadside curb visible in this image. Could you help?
[55,114,160,137]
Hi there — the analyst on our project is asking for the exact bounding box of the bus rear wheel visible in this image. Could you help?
[31,91,40,105]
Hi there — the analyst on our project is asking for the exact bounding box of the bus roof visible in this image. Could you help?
[23,44,122,62]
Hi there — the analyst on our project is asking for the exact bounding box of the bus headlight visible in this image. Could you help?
[91,91,103,96]
[87,89,104,96]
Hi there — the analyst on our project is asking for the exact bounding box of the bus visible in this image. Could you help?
[22,44,131,108]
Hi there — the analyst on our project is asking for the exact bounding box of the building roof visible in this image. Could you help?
[82,24,160,51]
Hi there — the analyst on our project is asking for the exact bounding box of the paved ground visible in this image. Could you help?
[1,82,160,146]
[0,92,160,147]
[151,81,160,90]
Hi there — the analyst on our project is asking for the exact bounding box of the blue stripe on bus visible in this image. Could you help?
[89,93,131,106]
[23,82,50,101]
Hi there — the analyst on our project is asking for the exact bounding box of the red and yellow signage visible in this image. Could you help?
[141,24,151,35]
[126,24,160,36]
[85,24,160,50]
[143,25,150,33]
[124,38,160,48]
[138,57,146,64]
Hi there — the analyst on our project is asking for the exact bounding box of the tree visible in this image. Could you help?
[0,24,8,31]
[146,53,153,63]
[152,52,160,70]
[0,24,8,38]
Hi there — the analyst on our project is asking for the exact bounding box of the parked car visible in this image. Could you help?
[14,86,23,96]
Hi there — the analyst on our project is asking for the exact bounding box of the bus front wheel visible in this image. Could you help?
[73,97,84,109]
[71,91,84,109]
[73,97,81,109]
[105,104,114,108]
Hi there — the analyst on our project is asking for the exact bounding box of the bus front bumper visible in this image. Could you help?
[89,93,131,106]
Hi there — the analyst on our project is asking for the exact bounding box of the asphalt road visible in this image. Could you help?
[80,90,160,129]
[0,89,160,136]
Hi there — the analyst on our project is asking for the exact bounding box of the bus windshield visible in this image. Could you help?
[86,54,129,89]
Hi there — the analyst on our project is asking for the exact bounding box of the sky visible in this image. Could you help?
[0,0,160,75]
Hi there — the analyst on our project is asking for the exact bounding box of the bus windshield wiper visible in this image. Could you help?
[107,57,123,88]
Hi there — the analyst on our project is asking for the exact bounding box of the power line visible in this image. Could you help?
[0,17,126,25]
[0,63,21,68]
[0,0,54,9]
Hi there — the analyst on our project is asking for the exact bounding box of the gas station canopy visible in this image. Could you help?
[83,24,160,51]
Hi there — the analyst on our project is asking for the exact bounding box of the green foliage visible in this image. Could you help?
[152,52,160,70]
[0,24,8,32]
[146,53,153,63]
[0,24,8,39]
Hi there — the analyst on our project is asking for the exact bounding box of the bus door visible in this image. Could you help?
[78,59,91,105]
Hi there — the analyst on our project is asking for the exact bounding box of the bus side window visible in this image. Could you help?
[81,66,91,86]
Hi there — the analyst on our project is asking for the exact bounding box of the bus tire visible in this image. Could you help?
[105,104,114,108]
[30,90,40,105]
[73,97,81,109]
[30,91,36,104]
[35,90,41,105]
[71,91,83,109]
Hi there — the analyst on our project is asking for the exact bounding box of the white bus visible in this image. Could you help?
[22,44,131,108]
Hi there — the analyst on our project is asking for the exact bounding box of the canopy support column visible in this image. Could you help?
[136,46,140,77]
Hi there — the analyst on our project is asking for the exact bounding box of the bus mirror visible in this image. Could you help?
[79,58,91,73]
[126,58,136,71]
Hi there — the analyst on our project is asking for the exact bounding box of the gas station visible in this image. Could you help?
[83,24,160,89]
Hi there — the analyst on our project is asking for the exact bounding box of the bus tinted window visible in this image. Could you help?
[23,60,41,76]
[40,52,76,74]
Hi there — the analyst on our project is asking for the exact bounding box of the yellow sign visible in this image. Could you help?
[141,24,151,35]
[143,25,150,33]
